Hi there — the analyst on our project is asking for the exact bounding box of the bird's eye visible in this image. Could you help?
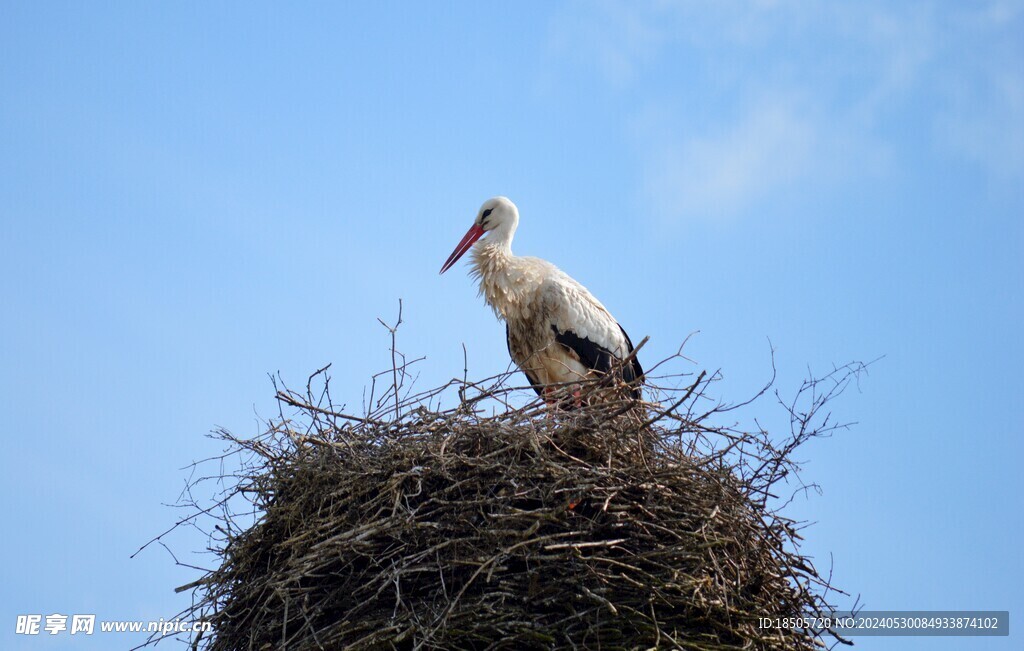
[482,208,493,219]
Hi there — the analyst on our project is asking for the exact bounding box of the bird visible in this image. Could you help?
[440,196,643,403]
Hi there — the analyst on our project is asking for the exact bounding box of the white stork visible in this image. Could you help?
[440,197,643,402]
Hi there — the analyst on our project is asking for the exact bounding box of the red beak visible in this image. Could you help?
[439,224,484,274]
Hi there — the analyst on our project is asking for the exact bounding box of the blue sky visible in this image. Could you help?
[1,2,1021,649]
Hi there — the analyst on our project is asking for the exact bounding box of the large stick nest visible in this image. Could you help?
[160,349,862,650]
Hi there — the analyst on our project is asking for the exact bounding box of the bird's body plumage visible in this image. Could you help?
[442,197,643,400]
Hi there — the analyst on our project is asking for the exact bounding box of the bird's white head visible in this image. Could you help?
[439,196,519,274]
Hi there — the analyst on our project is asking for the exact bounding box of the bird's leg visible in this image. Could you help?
[543,386,558,421]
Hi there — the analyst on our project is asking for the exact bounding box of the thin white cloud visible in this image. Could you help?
[544,0,1022,223]
[545,0,663,87]
[643,96,814,221]
[932,3,1024,181]
[939,71,1024,181]
[638,93,890,222]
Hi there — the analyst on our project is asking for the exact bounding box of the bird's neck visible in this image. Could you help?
[469,225,515,275]
[469,241,533,321]
[470,240,513,284]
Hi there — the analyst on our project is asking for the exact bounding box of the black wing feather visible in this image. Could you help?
[617,324,644,386]
[552,327,616,374]
[552,324,644,399]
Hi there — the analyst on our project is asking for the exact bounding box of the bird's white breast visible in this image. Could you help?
[470,244,550,322]
[470,243,629,376]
